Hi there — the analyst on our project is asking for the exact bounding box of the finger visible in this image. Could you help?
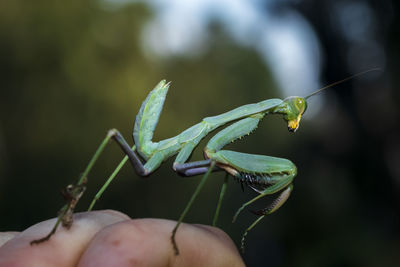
[78,219,245,267]
[0,210,130,267]
[0,232,19,247]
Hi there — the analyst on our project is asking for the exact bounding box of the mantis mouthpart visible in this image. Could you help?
[31,68,380,254]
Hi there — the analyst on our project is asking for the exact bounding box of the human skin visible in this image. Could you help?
[0,210,245,267]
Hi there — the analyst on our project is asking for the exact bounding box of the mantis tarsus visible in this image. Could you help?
[30,69,379,254]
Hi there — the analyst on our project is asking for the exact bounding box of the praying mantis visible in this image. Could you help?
[30,69,379,254]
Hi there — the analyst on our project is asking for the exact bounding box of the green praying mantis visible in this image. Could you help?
[30,69,379,254]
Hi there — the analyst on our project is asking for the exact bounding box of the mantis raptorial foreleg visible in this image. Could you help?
[170,115,265,254]
[240,184,293,252]
[232,170,295,223]
[170,112,294,254]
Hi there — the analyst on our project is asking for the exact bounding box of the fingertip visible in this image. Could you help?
[94,209,131,220]
[78,219,245,267]
[0,210,129,267]
[192,224,242,256]
[77,219,172,267]
[0,232,19,247]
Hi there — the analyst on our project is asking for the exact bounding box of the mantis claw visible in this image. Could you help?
[249,208,268,216]
[30,181,87,245]
[248,184,264,194]
[170,228,180,255]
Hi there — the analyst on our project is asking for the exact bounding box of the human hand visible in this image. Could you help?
[0,210,245,267]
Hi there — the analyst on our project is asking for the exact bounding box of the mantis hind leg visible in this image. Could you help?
[88,81,172,210]
[90,81,176,208]
[32,81,172,244]
[88,129,170,210]
[109,129,149,176]
[92,80,173,178]
[31,132,119,244]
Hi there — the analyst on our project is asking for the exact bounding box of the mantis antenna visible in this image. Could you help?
[305,68,381,99]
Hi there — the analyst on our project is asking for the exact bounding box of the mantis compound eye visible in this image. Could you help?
[294,97,307,115]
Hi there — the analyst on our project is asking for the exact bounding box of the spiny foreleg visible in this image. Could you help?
[232,168,295,223]
[240,184,293,253]
[170,115,265,253]
[205,113,264,156]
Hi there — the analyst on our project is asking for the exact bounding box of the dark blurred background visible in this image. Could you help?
[0,0,399,266]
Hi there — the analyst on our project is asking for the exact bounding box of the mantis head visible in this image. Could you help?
[282,96,307,132]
